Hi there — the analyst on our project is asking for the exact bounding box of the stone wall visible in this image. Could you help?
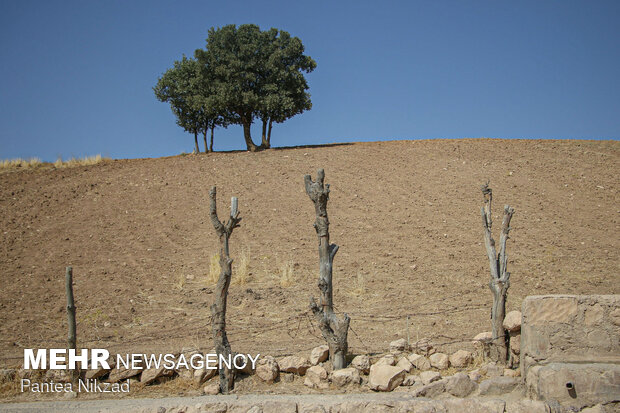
[521,294,620,409]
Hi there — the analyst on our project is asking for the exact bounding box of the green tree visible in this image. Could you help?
[154,56,226,153]
[257,29,316,149]
[196,24,316,151]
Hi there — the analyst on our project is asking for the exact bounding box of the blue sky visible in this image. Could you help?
[1,1,619,161]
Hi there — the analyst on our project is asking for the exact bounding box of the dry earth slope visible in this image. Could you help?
[0,139,618,366]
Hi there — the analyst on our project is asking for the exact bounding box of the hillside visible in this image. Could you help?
[1,138,618,369]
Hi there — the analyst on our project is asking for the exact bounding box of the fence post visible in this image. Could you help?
[65,266,77,382]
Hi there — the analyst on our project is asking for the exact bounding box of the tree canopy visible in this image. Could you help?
[155,24,315,152]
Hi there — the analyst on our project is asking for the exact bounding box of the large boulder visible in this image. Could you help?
[389,338,408,353]
[419,370,442,385]
[412,379,447,398]
[368,364,406,391]
[445,372,478,397]
[330,367,360,387]
[429,352,449,370]
[141,367,174,385]
[479,376,520,396]
[256,356,279,383]
[503,310,522,332]
[350,355,370,374]
[472,331,493,347]
[509,334,521,355]
[395,356,413,373]
[407,353,431,371]
[449,350,473,368]
[309,345,329,365]
[304,365,328,389]
[278,356,311,375]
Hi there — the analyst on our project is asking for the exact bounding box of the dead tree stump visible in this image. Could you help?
[209,186,241,394]
[480,182,515,365]
[304,169,350,370]
[65,266,78,384]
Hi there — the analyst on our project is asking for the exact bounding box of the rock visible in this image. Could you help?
[374,354,396,366]
[85,366,111,380]
[402,375,417,386]
[330,367,360,387]
[44,369,71,383]
[203,380,220,395]
[193,366,217,385]
[480,362,504,378]
[407,353,431,371]
[419,370,441,385]
[505,400,554,413]
[389,338,407,353]
[368,364,406,391]
[309,345,329,365]
[141,367,169,385]
[472,331,493,347]
[442,399,506,413]
[429,352,449,370]
[350,355,370,374]
[395,357,413,373]
[304,365,328,389]
[449,350,473,368]
[278,356,311,375]
[510,334,521,355]
[281,373,294,383]
[233,353,255,375]
[478,376,520,395]
[445,372,478,397]
[503,368,520,378]
[412,379,446,398]
[256,356,279,383]
[108,367,141,383]
[503,310,522,332]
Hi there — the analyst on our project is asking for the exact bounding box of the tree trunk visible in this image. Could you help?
[203,127,209,153]
[267,118,273,147]
[261,118,270,149]
[210,127,214,152]
[194,131,199,154]
[209,187,242,394]
[305,169,350,369]
[242,117,258,152]
[481,183,515,365]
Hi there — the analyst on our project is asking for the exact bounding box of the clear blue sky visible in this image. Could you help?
[1,1,619,161]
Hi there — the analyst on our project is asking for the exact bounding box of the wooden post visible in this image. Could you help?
[65,266,77,382]
[209,187,241,394]
[305,169,350,369]
[480,182,515,365]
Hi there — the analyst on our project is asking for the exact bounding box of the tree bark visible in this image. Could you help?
[261,118,271,149]
[210,127,214,152]
[481,182,515,365]
[203,127,209,153]
[65,266,78,383]
[209,187,242,394]
[305,169,350,369]
[267,118,273,147]
[194,130,200,154]
[242,117,258,152]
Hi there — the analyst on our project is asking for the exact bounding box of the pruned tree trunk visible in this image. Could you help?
[261,118,271,149]
[210,127,214,152]
[267,118,273,147]
[65,266,78,383]
[203,127,209,153]
[242,117,258,152]
[209,187,241,394]
[481,182,515,365]
[304,169,350,369]
[194,130,200,154]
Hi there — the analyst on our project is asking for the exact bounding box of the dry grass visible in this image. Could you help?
[54,154,109,168]
[0,154,109,173]
[208,253,221,284]
[232,247,250,285]
[279,259,295,288]
[0,158,43,171]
